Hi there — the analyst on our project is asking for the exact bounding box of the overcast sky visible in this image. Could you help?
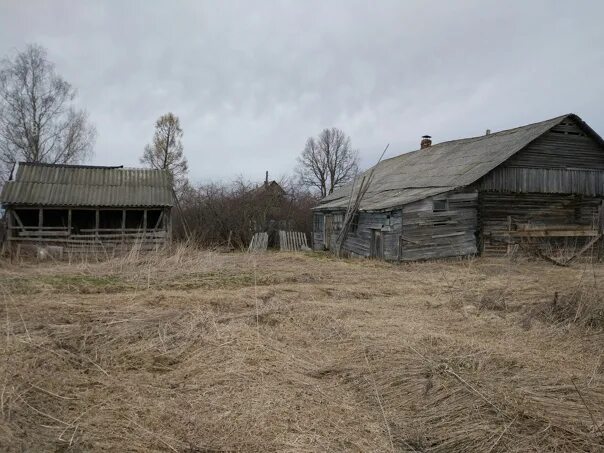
[1,0,603,184]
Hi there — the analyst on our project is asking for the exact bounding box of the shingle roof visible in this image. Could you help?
[0,163,174,207]
[315,113,602,211]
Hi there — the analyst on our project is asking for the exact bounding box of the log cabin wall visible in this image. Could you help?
[478,193,602,255]
[400,191,478,261]
[477,117,604,256]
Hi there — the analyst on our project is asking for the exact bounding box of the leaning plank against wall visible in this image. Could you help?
[400,190,478,261]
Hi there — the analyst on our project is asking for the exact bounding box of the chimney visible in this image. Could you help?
[420,135,432,149]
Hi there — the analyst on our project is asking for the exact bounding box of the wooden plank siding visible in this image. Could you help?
[480,167,604,196]
[400,191,478,261]
[312,192,477,262]
[340,211,402,259]
[503,118,604,170]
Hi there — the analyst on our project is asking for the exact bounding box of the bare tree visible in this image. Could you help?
[141,112,188,190]
[296,127,358,197]
[0,44,96,182]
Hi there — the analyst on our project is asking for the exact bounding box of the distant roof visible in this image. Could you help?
[0,162,174,207]
[316,113,604,211]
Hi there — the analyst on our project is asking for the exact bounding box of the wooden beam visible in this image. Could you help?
[506,230,600,238]
[6,209,13,246]
[166,209,172,244]
[11,210,25,231]
[67,209,72,237]
[38,208,43,232]
[153,211,164,230]
[121,209,126,244]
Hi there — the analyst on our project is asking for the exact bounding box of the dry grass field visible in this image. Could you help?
[1,248,604,452]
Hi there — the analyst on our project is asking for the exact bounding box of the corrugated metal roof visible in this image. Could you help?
[0,163,174,207]
[316,113,602,211]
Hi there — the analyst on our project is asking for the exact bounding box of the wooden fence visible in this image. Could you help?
[279,231,309,252]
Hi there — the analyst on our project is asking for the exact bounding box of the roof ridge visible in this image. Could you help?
[18,162,167,172]
[379,113,571,163]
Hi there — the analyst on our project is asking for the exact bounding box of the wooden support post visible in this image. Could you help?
[38,208,43,239]
[7,209,13,241]
[599,200,604,234]
[121,209,126,247]
[7,209,13,261]
[67,209,72,237]
[153,211,164,230]
[506,215,512,255]
[166,209,172,245]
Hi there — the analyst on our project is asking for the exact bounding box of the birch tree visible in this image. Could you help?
[0,44,96,182]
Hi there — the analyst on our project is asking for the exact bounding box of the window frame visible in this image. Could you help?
[432,199,448,212]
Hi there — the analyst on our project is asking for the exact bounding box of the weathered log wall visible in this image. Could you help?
[478,192,602,255]
[400,191,478,261]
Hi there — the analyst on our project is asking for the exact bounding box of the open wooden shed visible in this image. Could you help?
[0,162,174,257]
[313,113,604,262]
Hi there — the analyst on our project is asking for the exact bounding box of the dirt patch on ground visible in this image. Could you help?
[1,249,603,451]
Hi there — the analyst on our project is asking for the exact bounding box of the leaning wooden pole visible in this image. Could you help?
[335,144,390,257]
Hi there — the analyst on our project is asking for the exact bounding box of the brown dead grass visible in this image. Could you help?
[1,246,603,452]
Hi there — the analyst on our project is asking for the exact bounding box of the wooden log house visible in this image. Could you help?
[313,113,604,261]
[0,163,174,257]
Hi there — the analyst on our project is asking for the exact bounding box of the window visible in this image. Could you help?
[333,213,344,231]
[433,199,448,212]
[313,213,324,232]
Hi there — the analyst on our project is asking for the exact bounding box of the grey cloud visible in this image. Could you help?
[1,0,603,182]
